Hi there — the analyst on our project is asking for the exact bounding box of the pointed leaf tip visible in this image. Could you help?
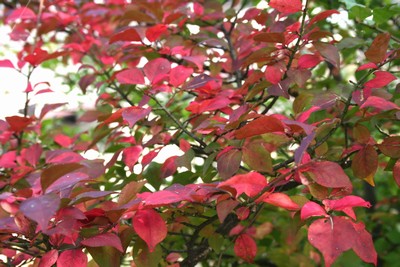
[133,209,167,252]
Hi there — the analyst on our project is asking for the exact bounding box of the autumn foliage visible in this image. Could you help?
[0,0,399,266]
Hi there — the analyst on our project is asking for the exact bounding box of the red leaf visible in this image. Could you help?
[57,249,88,267]
[217,147,242,180]
[122,106,151,127]
[301,201,327,220]
[234,234,257,263]
[0,151,17,168]
[143,58,170,84]
[39,249,58,267]
[186,97,231,114]
[141,150,159,167]
[169,66,193,87]
[133,209,167,252]
[378,136,400,158]
[0,59,15,68]
[360,96,400,111]
[269,0,302,14]
[146,24,168,42]
[267,78,291,98]
[141,190,183,208]
[54,134,73,147]
[308,216,377,267]
[351,145,378,182]
[41,162,83,190]
[314,42,340,69]
[298,54,322,69]
[116,68,145,85]
[323,196,371,220]
[356,62,377,72]
[179,139,191,152]
[161,156,178,178]
[45,150,84,164]
[253,32,285,43]
[294,131,316,164]
[122,146,143,171]
[6,7,36,23]
[182,55,207,70]
[5,116,34,132]
[21,143,42,167]
[235,116,284,139]
[364,71,396,89]
[236,207,250,220]
[183,74,215,90]
[365,33,390,63]
[39,103,67,120]
[308,10,340,26]
[218,172,268,198]
[262,193,300,210]
[109,28,141,43]
[265,64,284,84]
[78,74,96,94]
[393,159,400,187]
[45,172,89,194]
[20,194,60,231]
[305,161,352,188]
[81,233,124,252]
[217,199,240,223]
[24,47,65,66]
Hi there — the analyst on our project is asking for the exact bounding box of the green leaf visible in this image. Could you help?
[348,5,371,21]
[143,162,162,190]
[242,140,273,173]
[340,0,359,9]
[209,234,225,253]
[337,37,364,50]
[373,7,398,25]
[86,246,122,267]
[132,238,163,267]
